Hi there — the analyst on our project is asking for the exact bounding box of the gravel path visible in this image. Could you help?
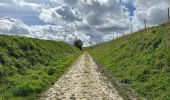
[40,53,123,100]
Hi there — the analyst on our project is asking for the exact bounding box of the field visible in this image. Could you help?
[87,21,170,99]
[0,35,81,99]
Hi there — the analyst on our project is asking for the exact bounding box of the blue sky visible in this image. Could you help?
[0,3,45,25]
[123,1,136,16]
[0,0,168,46]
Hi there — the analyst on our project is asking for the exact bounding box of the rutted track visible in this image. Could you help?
[40,53,123,100]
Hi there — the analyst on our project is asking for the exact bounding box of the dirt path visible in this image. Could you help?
[40,53,123,100]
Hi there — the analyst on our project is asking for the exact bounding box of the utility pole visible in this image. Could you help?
[130,25,133,34]
[144,19,146,30]
[168,7,170,19]
[144,19,147,33]
[130,16,133,34]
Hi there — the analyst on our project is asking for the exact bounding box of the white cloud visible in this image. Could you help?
[39,5,83,24]
[0,0,169,46]
[0,16,94,47]
[0,3,8,6]
[39,0,131,31]
[38,0,131,44]
[12,0,44,12]
[102,34,115,42]
[0,0,131,46]
[30,25,94,47]
[0,17,31,36]
[132,0,169,31]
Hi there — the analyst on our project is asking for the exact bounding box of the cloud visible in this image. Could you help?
[39,0,131,31]
[39,5,83,24]
[0,0,45,25]
[30,25,94,47]
[13,0,42,8]
[0,17,31,36]
[0,16,93,47]
[0,0,169,46]
[102,34,115,42]
[63,0,78,5]
[0,3,8,6]
[38,0,131,44]
[0,0,13,4]
[132,0,169,31]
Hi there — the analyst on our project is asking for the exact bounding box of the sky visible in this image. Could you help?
[0,0,169,47]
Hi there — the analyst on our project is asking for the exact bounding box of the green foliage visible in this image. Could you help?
[74,39,83,50]
[87,21,170,99]
[0,35,81,99]
[13,82,34,96]
[47,67,56,75]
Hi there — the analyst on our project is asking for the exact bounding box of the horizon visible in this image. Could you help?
[0,0,169,47]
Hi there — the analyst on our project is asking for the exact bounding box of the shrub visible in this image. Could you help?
[0,34,81,99]
[13,83,33,96]
[87,21,170,99]
[8,46,23,58]
[74,39,83,50]
[121,78,132,84]
[0,52,9,65]
[47,68,56,75]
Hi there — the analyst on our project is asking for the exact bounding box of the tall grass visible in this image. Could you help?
[0,35,81,99]
[87,22,170,99]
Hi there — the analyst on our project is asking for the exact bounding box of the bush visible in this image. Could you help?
[0,35,81,99]
[74,39,83,50]
[8,46,23,58]
[0,35,80,100]
[0,52,9,65]
[87,21,170,99]
[13,83,33,96]
[47,67,56,75]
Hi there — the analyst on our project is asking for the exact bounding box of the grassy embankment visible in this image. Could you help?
[0,35,81,100]
[87,21,170,99]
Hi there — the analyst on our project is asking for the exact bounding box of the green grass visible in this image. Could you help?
[87,21,170,99]
[0,35,81,100]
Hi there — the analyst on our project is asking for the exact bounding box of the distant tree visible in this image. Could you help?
[74,39,83,50]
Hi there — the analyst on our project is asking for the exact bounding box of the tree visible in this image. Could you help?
[74,39,83,50]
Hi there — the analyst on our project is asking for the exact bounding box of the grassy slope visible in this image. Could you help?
[0,35,81,100]
[87,22,170,99]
